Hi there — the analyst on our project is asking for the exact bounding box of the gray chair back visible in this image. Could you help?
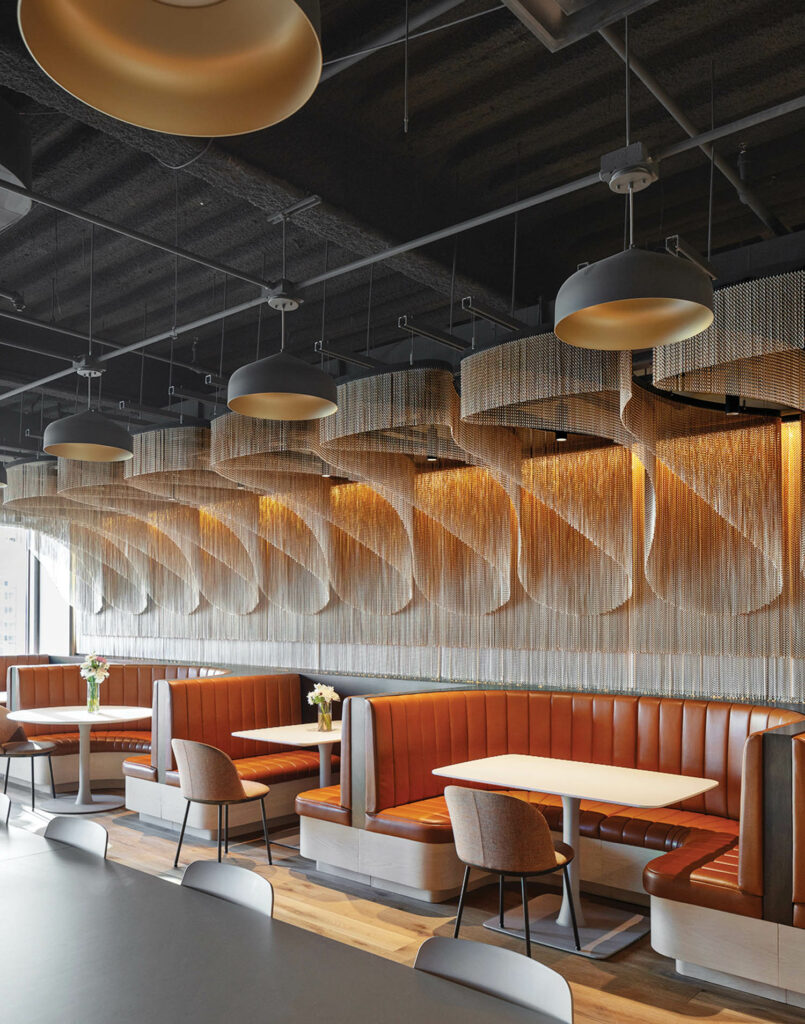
[181,860,274,918]
[171,739,246,803]
[44,816,108,858]
[415,937,573,1022]
[444,786,558,874]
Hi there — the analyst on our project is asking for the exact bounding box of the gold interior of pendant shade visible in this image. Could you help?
[42,440,134,462]
[556,296,714,351]
[17,0,322,137]
[227,392,337,420]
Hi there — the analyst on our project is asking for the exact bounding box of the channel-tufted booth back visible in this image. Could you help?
[794,734,805,927]
[157,674,304,773]
[12,663,227,735]
[364,690,802,821]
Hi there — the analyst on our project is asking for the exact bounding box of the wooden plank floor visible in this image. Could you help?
[8,789,804,1024]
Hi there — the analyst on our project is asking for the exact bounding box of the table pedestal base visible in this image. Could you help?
[37,794,125,815]
[483,892,650,960]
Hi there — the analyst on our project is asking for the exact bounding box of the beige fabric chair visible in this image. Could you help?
[182,860,275,918]
[171,739,272,868]
[415,936,573,1021]
[45,816,108,858]
[0,706,56,811]
[444,786,580,956]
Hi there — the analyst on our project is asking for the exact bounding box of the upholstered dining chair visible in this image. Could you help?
[0,706,56,811]
[181,860,275,918]
[0,792,10,826]
[444,786,581,957]
[171,739,272,868]
[415,936,574,1021]
[44,816,108,858]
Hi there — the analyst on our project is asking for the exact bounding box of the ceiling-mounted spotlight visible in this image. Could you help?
[43,409,133,462]
[725,394,741,416]
[555,430,568,443]
[321,460,332,478]
[17,0,322,137]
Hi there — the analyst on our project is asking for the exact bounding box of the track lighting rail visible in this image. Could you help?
[314,340,386,370]
[397,315,469,351]
[460,297,530,333]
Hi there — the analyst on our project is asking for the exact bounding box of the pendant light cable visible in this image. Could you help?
[365,264,374,356]
[511,144,520,315]
[255,254,267,360]
[707,59,715,260]
[320,241,329,368]
[403,0,410,134]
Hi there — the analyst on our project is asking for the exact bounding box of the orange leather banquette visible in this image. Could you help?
[296,689,803,915]
[123,674,338,790]
[795,734,805,928]
[295,698,352,827]
[11,662,225,755]
[0,655,49,703]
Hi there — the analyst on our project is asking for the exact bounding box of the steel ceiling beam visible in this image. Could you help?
[598,25,788,236]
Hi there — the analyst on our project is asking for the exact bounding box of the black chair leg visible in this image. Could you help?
[259,798,272,866]
[224,804,229,855]
[498,874,505,927]
[563,865,581,951]
[30,757,35,811]
[47,756,56,799]
[174,800,190,868]
[521,876,531,958]
[454,864,471,938]
[4,756,10,794]
[217,805,223,862]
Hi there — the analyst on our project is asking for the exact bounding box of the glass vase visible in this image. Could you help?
[317,701,333,732]
[86,678,100,714]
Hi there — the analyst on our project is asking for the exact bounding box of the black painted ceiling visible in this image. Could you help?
[0,0,802,454]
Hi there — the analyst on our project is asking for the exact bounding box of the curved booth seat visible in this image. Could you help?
[297,689,802,905]
[124,674,339,838]
[4,662,227,792]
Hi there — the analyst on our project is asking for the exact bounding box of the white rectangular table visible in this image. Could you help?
[233,721,342,787]
[434,754,717,959]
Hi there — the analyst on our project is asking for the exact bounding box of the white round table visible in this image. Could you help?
[6,705,152,814]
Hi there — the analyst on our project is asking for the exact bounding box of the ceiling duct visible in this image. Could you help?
[500,0,660,50]
[0,97,31,234]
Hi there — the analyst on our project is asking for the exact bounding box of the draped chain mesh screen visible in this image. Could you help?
[8,271,805,701]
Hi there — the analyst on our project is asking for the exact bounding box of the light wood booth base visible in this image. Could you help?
[5,750,134,793]
[126,775,315,839]
[650,896,805,1008]
[300,816,657,904]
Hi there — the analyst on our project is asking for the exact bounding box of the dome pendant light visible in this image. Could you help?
[42,226,133,462]
[17,0,322,137]
[227,310,337,420]
[553,18,713,352]
[228,222,337,421]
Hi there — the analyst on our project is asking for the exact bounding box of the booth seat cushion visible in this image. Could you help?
[34,731,152,755]
[365,791,629,844]
[122,755,158,782]
[165,750,337,788]
[295,786,351,826]
[643,833,760,917]
[599,806,740,852]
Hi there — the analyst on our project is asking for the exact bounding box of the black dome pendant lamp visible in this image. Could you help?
[43,227,133,462]
[554,18,713,351]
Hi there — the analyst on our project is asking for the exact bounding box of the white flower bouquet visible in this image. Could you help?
[80,654,110,712]
[307,683,340,732]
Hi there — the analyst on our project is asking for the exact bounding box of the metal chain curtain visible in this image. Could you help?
[6,271,805,702]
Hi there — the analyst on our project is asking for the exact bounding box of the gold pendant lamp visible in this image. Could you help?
[17,0,322,137]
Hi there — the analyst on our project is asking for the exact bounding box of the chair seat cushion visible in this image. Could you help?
[2,739,56,756]
[122,755,157,782]
[165,750,339,788]
[599,807,740,852]
[295,785,351,826]
[643,833,759,917]
[365,791,627,844]
[239,780,270,801]
[26,731,152,755]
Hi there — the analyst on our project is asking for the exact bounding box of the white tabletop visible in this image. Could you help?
[233,722,342,747]
[7,705,152,727]
[433,754,718,808]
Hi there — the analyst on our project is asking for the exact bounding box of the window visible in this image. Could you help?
[0,526,30,654]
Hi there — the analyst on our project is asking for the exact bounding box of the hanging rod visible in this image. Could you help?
[314,340,386,370]
[299,92,804,291]
[0,179,274,291]
[460,297,531,333]
[397,315,469,351]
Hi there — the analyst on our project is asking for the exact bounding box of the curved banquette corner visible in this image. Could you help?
[124,673,340,837]
[295,689,803,904]
[5,662,227,789]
